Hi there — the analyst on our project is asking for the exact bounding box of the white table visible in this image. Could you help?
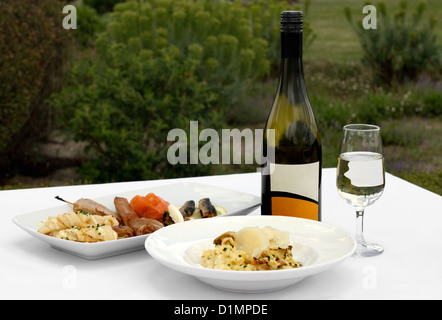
[1,168,441,300]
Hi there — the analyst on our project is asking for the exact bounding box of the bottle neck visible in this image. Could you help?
[278,32,307,102]
[281,32,302,59]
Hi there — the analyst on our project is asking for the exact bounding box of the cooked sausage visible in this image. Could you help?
[73,198,122,224]
[114,196,163,236]
[199,198,217,218]
[114,197,139,226]
[112,225,134,239]
[128,218,163,236]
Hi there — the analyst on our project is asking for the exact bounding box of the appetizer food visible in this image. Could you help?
[39,194,227,243]
[180,198,227,219]
[199,198,217,218]
[130,193,170,221]
[179,200,195,218]
[72,198,122,224]
[201,227,302,271]
[38,210,120,242]
[114,197,164,236]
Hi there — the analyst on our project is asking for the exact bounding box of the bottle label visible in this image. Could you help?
[269,162,319,220]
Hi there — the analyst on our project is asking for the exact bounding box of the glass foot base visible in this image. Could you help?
[353,241,383,258]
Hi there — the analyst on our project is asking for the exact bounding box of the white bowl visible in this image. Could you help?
[145,216,356,293]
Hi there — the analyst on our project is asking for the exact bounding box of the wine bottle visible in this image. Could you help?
[261,11,322,220]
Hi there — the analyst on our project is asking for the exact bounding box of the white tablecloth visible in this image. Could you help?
[1,168,441,300]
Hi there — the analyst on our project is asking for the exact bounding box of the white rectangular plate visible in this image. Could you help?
[12,182,260,259]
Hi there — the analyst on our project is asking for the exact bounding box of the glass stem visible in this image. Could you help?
[355,209,365,245]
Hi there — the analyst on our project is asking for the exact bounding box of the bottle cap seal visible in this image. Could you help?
[281,11,303,33]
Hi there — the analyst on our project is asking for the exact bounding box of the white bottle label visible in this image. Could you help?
[269,162,320,201]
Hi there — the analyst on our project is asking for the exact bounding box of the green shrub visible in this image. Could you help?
[74,4,103,47]
[344,0,441,84]
[422,89,442,117]
[84,0,124,13]
[52,0,291,182]
[0,0,72,172]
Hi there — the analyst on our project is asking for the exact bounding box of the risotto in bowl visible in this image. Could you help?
[201,227,303,271]
[145,216,356,293]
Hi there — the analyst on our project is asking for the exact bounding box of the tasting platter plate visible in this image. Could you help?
[12,182,260,259]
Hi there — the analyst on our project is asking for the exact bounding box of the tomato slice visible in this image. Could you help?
[130,193,170,221]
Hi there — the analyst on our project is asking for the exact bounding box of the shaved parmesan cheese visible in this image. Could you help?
[261,226,290,249]
[234,226,290,258]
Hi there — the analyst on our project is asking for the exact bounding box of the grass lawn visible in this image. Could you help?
[302,0,442,195]
[381,117,442,195]
[305,0,442,62]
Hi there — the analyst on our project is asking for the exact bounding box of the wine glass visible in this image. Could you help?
[336,124,385,257]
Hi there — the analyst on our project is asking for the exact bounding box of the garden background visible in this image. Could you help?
[1,0,441,195]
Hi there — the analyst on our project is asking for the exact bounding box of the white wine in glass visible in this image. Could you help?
[336,125,385,257]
